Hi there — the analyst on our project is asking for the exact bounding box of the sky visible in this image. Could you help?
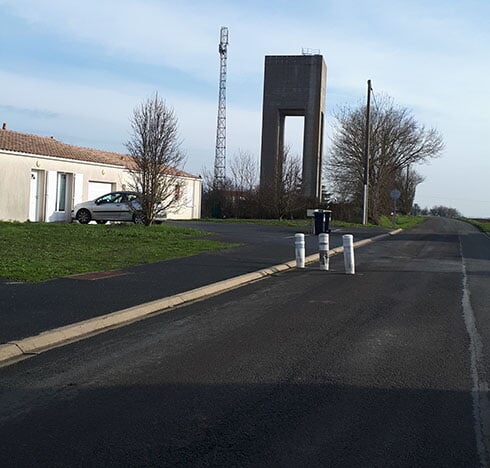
[1,0,489,217]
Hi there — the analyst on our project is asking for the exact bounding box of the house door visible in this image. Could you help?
[29,170,42,222]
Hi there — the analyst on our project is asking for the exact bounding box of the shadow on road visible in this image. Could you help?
[0,382,478,467]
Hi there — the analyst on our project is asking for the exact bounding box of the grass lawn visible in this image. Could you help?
[0,222,233,282]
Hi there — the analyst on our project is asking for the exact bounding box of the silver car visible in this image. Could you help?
[72,191,166,224]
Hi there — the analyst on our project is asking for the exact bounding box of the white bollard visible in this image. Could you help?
[295,233,305,268]
[342,234,355,275]
[319,233,329,271]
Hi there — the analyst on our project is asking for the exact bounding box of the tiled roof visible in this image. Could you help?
[0,129,128,166]
[0,128,198,178]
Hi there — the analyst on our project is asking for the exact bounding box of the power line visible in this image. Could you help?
[370,85,380,113]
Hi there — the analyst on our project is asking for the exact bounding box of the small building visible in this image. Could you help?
[0,125,202,222]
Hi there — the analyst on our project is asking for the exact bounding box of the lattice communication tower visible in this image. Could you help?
[214,26,229,186]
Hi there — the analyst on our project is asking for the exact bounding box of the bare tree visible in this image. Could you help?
[328,95,444,222]
[429,205,461,218]
[279,149,303,218]
[126,93,186,225]
[229,150,259,193]
[202,147,305,219]
[260,145,305,219]
[397,166,425,214]
[200,166,219,194]
[201,150,259,219]
[227,150,259,218]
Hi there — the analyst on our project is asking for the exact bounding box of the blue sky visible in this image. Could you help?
[1,0,489,216]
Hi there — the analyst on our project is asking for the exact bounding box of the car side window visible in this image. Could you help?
[97,194,112,204]
[97,193,123,204]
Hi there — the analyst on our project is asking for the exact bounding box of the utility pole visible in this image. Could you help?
[213,27,229,187]
[362,79,372,225]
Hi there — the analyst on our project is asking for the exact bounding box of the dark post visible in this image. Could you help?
[362,79,372,225]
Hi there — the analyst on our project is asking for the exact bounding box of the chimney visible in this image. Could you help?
[2,123,6,130]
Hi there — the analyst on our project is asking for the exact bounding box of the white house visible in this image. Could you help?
[0,125,202,222]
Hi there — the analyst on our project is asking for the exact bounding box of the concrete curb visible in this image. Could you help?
[0,228,403,366]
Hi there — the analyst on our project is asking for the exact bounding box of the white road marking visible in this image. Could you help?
[461,240,490,467]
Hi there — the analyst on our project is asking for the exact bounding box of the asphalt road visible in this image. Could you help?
[0,217,489,467]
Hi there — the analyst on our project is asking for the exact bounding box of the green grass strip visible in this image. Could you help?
[378,215,426,229]
[461,218,490,232]
[0,222,233,282]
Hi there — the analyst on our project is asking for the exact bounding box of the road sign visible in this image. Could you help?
[390,189,401,200]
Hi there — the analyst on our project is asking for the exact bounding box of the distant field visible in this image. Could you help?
[0,222,233,282]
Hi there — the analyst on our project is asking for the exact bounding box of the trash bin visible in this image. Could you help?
[324,210,332,233]
[313,209,332,235]
[313,210,324,235]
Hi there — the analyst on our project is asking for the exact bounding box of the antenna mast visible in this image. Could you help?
[214,26,229,186]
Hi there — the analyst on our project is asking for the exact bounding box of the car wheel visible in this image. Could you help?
[133,213,146,225]
[96,220,107,224]
[76,209,92,224]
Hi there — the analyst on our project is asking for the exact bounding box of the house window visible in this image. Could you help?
[56,173,67,212]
